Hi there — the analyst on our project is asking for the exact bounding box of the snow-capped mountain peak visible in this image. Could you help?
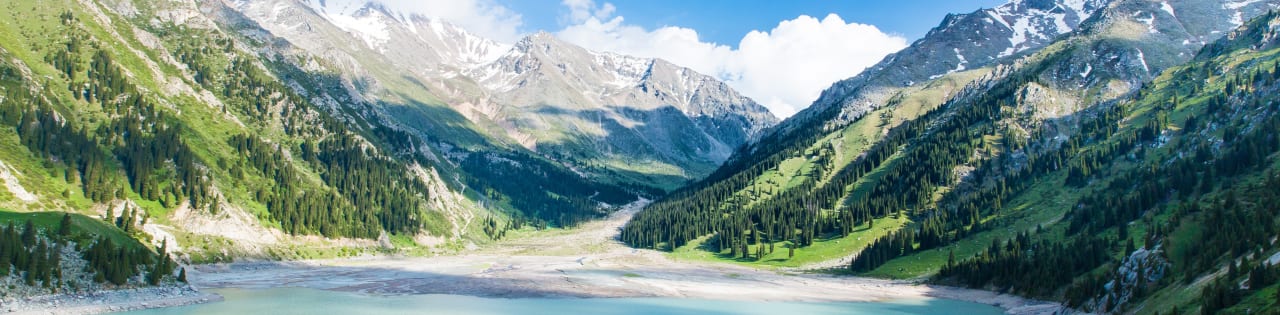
[474,32,658,93]
[298,0,508,67]
[303,0,393,50]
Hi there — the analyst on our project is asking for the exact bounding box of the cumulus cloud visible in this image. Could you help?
[563,0,615,23]
[556,1,907,118]
[376,0,525,43]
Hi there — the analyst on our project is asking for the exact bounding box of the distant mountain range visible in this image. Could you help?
[234,0,777,191]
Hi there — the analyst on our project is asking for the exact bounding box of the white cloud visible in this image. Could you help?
[374,0,525,43]
[563,0,615,23]
[556,1,907,118]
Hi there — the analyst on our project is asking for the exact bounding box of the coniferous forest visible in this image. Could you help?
[1,212,180,292]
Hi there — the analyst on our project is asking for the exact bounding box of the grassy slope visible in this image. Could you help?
[859,38,1280,312]
[0,0,281,226]
[669,216,910,268]
[864,171,1082,278]
[0,209,147,251]
[0,0,482,260]
[665,69,991,267]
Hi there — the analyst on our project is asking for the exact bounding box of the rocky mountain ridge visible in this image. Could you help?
[233,0,778,190]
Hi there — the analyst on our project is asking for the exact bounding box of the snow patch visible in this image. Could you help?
[1159,1,1176,18]
[1225,0,1264,10]
[1053,12,1072,34]
[420,18,509,66]
[306,0,390,50]
[950,48,968,73]
[1135,48,1151,74]
[1061,0,1089,15]
[986,10,1013,31]
[1225,0,1265,26]
[1009,16,1031,49]
[592,51,653,89]
[1134,12,1158,34]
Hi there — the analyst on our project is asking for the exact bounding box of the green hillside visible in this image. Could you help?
[623,6,1280,315]
[0,0,654,267]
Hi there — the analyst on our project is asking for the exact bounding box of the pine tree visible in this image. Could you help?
[58,213,72,238]
[946,250,956,272]
[21,220,36,246]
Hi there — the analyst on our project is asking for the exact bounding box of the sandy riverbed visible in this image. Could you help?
[184,200,1070,315]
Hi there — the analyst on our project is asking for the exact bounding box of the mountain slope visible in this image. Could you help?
[623,0,1119,254]
[624,0,1280,312]
[733,0,1107,171]
[0,0,510,264]
[933,10,1280,313]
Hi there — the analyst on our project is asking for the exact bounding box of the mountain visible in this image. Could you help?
[624,0,1280,313]
[0,0,496,254]
[302,0,509,71]
[770,0,1102,132]
[0,0,773,270]
[470,32,777,188]
[713,0,1107,188]
[228,0,777,192]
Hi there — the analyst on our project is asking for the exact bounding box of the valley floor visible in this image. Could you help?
[180,200,1065,315]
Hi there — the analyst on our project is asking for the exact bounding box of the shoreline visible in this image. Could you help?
[178,199,1069,315]
[181,257,1068,315]
[2,286,221,315]
[12,199,1071,315]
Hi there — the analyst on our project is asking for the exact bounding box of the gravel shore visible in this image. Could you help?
[1,286,220,315]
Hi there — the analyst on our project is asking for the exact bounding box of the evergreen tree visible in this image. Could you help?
[58,213,72,238]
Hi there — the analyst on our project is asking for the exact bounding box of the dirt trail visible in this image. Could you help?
[189,199,1067,314]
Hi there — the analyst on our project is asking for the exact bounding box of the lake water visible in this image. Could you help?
[120,287,1004,315]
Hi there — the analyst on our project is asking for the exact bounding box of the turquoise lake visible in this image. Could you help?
[119,287,1004,315]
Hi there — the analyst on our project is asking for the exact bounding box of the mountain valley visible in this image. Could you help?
[2,0,1280,314]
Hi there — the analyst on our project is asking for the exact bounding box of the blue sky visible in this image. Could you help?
[503,0,1007,48]
[387,0,1012,117]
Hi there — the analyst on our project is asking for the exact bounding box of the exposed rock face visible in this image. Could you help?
[472,33,776,175]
